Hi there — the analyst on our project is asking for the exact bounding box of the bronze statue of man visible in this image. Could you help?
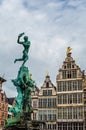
[14,33,31,65]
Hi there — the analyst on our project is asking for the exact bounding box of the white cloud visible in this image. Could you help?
[0,0,86,97]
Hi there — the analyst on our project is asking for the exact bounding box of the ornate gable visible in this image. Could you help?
[57,49,83,80]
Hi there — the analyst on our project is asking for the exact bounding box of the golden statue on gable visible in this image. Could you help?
[66,47,72,56]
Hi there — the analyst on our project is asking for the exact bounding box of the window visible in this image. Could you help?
[43,90,52,96]
[57,82,62,92]
[73,107,83,119]
[39,99,42,108]
[68,81,72,91]
[64,65,66,69]
[63,107,67,119]
[54,98,56,107]
[48,99,50,107]
[51,98,56,107]
[78,93,82,103]
[73,123,78,130]
[78,80,82,90]
[33,112,37,120]
[33,100,37,108]
[38,110,56,121]
[68,94,72,104]
[58,106,83,120]
[52,124,56,130]
[62,70,77,79]
[48,124,56,130]
[72,65,74,68]
[58,123,62,130]
[38,110,42,120]
[43,90,47,96]
[57,82,60,92]
[58,95,62,104]
[58,81,67,92]
[63,123,67,130]
[72,81,77,90]
[68,123,72,130]
[48,90,52,95]
[62,71,66,79]
[63,94,67,104]
[73,107,77,119]
[58,81,80,92]
[78,123,83,130]
[72,70,77,78]
[44,98,47,107]
[63,82,66,91]
[67,71,71,78]
[73,94,77,103]
[67,63,71,69]
[78,107,83,119]
[68,107,72,119]
[39,98,56,108]
[1,121,4,126]
[58,107,62,119]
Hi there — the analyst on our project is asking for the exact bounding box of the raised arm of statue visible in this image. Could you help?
[17,32,24,44]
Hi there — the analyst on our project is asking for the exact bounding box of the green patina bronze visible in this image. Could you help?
[4,33,35,129]
[3,33,47,130]
[14,32,31,66]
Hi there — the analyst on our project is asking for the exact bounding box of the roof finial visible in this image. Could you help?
[46,71,49,76]
[30,73,32,79]
[66,47,72,56]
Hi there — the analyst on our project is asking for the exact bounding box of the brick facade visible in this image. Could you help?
[0,77,8,128]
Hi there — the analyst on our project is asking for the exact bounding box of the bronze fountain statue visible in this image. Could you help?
[3,33,46,130]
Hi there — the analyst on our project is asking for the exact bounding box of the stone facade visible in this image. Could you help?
[31,49,86,130]
[56,52,84,130]
[0,77,8,128]
[32,75,57,130]
[31,85,39,120]
[83,76,86,129]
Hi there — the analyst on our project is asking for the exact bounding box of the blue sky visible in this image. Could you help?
[0,0,86,97]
